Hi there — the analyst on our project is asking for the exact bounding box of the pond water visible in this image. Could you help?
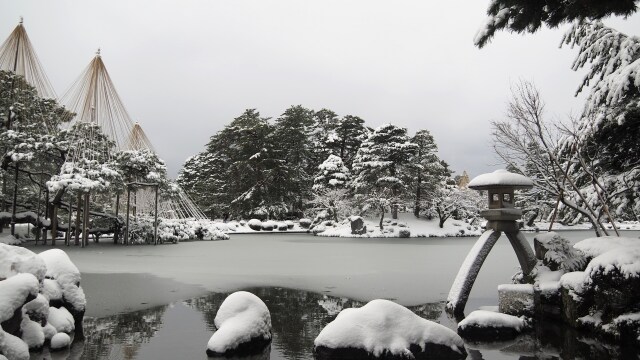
[28,230,640,359]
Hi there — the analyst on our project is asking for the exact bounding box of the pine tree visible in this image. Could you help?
[474,0,637,48]
[326,115,369,168]
[352,124,418,227]
[272,105,315,216]
[410,129,445,217]
[311,154,352,222]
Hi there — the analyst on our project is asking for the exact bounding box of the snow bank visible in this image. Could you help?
[0,243,46,282]
[0,273,39,323]
[458,310,529,331]
[206,291,272,356]
[0,234,21,245]
[574,236,639,259]
[314,299,465,358]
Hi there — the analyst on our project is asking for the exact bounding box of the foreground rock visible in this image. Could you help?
[0,244,86,359]
[206,291,272,357]
[457,310,530,341]
[314,299,467,360]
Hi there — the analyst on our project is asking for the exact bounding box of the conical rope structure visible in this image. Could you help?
[0,18,56,99]
[60,51,207,221]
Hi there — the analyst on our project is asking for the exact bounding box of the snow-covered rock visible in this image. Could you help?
[314,299,466,359]
[20,314,44,350]
[38,249,86,313]
[0,243,46,282]
[0,329,29,360]
[206,291,272,357]
[574,236,639,260]
[458,310,530,341]
[42,323,57,341]
[0,273,39,324]
[50,333,70,351]
[47,307,75,333]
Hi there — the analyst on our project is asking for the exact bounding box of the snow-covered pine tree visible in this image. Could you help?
[474,0,637,48]
[310,154,352,222]
[351,124,417,227]
[410,129,445,217]
[325,115,369,169]
[309,108,340,173]
[272,105,315,216]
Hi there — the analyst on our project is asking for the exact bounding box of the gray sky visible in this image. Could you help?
[1,1,638,178]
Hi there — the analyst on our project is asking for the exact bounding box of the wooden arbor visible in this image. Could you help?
[446,169,537,316]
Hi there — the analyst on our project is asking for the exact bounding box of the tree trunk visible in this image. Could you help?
[51,204,58,246]
[75,193,82,246]
[82,192,90,247]
[379,205,385,230]
[439,217,446,228]
[114,193,120,244]
[414,175,422,218]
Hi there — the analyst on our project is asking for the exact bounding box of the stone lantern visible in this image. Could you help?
[469,169,533,232]
[446,169,537,316]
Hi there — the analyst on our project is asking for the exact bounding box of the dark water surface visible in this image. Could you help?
[50,231,640,359]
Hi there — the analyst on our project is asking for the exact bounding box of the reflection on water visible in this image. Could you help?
[73,287,637,360]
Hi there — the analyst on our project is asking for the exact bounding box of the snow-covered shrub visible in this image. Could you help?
[534,232,587,272]
[277,222,288,231]
[261,221,275,231]
[398,229,410,238]
[285,220,294,229]
[248,219,262,231]
[299,218,312,229]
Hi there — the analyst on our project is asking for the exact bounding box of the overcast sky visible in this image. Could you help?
[1,1,638,178]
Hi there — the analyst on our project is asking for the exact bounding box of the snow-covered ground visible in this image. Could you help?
[317,213,483,238]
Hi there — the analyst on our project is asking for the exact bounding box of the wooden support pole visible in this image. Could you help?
[66,197,72,246]
[154,185,159,245]
[75,193,82,246]
[43,189,48,245]
[35,183,42,245]
[125,186,130,245]
[51,204,58,246]
[10,163,19,236]
[114,193,120,244]
[82,192,90,248]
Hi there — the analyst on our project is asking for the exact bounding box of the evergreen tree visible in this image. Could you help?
[351,124,418,227]
[410,129,444,217]
[272,105,315,216]
[310,155,352,222]
[474,0,637,48]
[326,115,369,168]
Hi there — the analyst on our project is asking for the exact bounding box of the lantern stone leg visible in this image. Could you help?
[505,231,536,275]
[446,230,502,316]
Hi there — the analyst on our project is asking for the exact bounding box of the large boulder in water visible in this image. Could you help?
[206,291,272,357]
[314,299,466,359]
[457,310,530,341]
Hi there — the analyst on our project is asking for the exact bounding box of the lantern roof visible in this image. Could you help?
[468,169,533,190]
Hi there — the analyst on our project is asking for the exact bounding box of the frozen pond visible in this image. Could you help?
[25,230,640,359]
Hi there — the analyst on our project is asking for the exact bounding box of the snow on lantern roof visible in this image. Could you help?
[468,169,533,190]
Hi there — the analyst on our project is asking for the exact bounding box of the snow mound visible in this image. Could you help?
[559,271,587,300]
[458,310,528,331]
[314,299,466,358]
[0,273,39,323]
[0,243,46,282]
[467,169,533,189]
[574,236,639,259]
[206,291,272,355]
[20,315,44,349]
